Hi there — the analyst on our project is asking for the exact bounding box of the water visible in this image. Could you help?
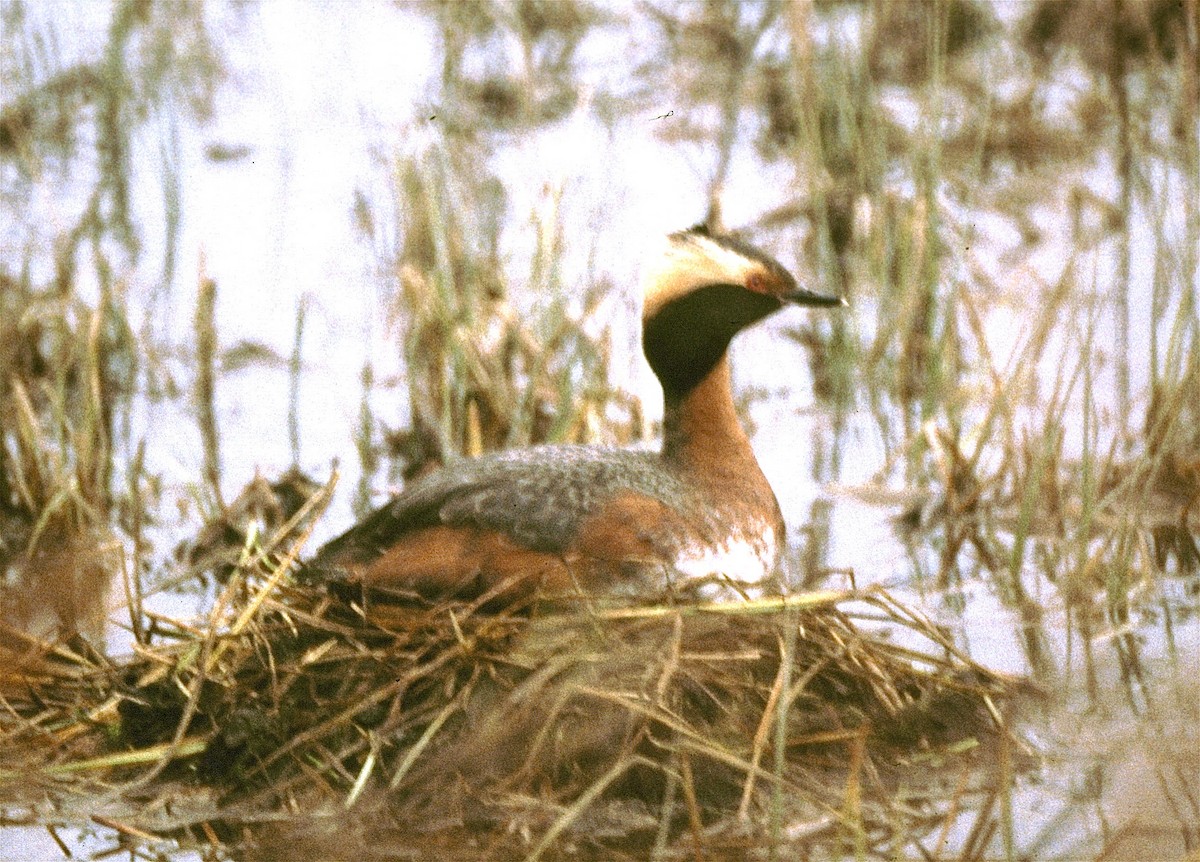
[3,2,1196,859]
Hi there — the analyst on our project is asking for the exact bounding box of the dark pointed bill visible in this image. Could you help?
[782,287,847,308]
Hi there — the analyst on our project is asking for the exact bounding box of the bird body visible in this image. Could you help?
[308,226,842,602]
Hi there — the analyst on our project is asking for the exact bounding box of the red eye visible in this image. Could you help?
[746,270,771,296]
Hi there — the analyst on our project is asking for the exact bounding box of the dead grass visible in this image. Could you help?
[2,4,1196,858]
[0,538,1033,860]
[0,280,135,644]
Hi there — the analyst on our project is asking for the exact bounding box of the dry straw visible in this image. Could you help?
[0,530,1033,859]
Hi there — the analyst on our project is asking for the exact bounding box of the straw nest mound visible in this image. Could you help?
[0,566,1034,860]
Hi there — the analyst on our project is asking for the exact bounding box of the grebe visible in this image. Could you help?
[307,226,843,602]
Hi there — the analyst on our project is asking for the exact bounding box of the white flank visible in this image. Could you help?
[671,527,778,598]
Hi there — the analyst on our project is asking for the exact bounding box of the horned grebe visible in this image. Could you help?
[306,226,843,602]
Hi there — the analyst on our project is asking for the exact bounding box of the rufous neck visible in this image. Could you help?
[661,354,757,476]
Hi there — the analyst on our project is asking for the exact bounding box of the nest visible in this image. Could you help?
[0,557,1033,860]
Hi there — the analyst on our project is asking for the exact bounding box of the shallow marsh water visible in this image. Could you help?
[3,2,1197,860]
